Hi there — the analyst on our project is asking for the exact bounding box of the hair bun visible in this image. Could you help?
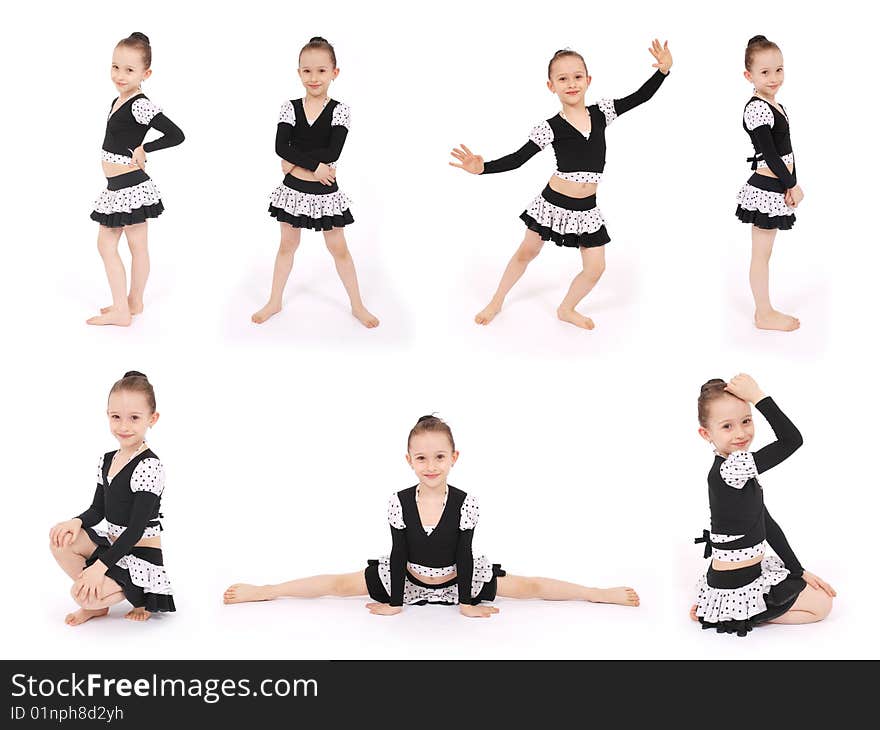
[129,32,150,44]
[309,36,328,43]
[416,414,437,424]
[700,378,726,393]
[124,370,148,379]
[747,34,768,45]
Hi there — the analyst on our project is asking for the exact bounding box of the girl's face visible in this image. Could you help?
[298,49,338,97]
[406,431,458,489]
[107,390,159,449]
[698,394,755,457]
[111,45,151,95]
[745,48,784,97]
[547,56,591,106]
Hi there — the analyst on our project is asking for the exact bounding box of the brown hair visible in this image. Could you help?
[407,415,455,452]
[300,36,336,68]
[117,32,152,69]
[548,48,588,79]
[109,371,156,413]
[697,379,730,427]
[745,35,780,71]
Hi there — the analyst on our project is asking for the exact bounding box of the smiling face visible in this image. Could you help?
[107,389,158,449]
[745,47,784,97]
[298,48,338,98]
[547,55,591,106]
[698,393,755,457]
[111,45,151,96]
[406,431,458,489]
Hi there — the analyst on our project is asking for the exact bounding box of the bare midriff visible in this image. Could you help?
[409,567,456,584]
[108,533,161,549]
[755,162,795,179]
[712,552,763,571]
[102,161,140,178]
[549,176,598,198]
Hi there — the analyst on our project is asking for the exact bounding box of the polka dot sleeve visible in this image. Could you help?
[278,100,296,126]
[132,98,162,125]
[597,98,618,126]
[459,494,479,530]
[97,455,105,484]
[331,102,351,130]
[130,458,165,496]
[719,451,758,489]
[528,121,554,150]
[387,493,406,529]
[744,100,775,130]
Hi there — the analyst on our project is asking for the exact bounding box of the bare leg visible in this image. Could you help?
[767,584,833,625]
[750,226,799,331]
[557,245,606,330]
[49,530,98,580]
[496,575,639,607]
[252,224,302,323]
[87,226,132,326]
[476,231,544,325]
[323,229,379,328]
[67,576,126,626]
[224,572,368,604]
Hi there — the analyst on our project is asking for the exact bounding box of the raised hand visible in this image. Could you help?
[449,145,485,175]
[459,603,500,618]
[649,39,672,74]
[724,373,766,404]
[366,602,403,616]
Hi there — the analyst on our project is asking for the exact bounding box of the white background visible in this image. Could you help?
[0,0,877,659]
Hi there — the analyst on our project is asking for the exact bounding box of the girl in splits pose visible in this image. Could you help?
[450,40,671,329]
[251,36,378,328]
[225,415,639,617]
[49,372,175,625]
[691,374,834,636]
[88,32,184,327]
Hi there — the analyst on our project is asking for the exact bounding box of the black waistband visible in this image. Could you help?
[130,546,164,565]
[283,174,339,194]
[541,185,598,211]
[406,569,457,590]
[746,172,789,194]
[706,562,762,589]
[106,169,150,190]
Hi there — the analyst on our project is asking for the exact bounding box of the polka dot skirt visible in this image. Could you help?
[93,179,163,215]
[375,554,496,605]
[268,184,352,225]
[694,555,790,623]
[524,193,607,236]
[114,553,174,595]
[736,183,795,218]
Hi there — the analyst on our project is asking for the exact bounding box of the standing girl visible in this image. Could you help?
[224,415,639,616]
[735,36,804,332]
[88,33,184,327]
[251,36,379,328]
[450,40,671,329]
[692,374,834,636]
[49,372,175,625]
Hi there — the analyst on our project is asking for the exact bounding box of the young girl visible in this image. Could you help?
[692,374,834,636]
[450,40,672,329]
[88,33,185,327]
[251,36,379,329]
[224,415,639,616]
[736,36,804,332]
[49,372,175,625]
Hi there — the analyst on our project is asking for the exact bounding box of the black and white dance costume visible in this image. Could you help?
[364,486,505,606]
[735,96,797,230]
[92,93,185,227]
[77,448,175,613]
[693,397,806,636]
[269,98,354,230]
[479,69,668,248]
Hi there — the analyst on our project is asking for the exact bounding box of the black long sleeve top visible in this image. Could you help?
[101,94,184,161]
[743,97,796,189]
[274,98,350,172]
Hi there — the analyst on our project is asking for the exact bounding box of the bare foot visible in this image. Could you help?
[588,587,640,607]
[352,306,379,328]
[86,310,132,327]
[251,302,282,324]
[65,607,109,626]
[124,607,151,622]
[101,298,143,316]
[223,583,275,604]
[474,301,502,325]
[754,310,800,332]
[557,307,595,330]
[689,604,699,622]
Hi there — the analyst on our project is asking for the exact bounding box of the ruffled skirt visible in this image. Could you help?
[520,185,610,248]
[84,526,175,613]
[91,169,164,227]
[695,556,805,637]
[735,173,796,230]
[364,555,505,606]
[268,174,354,230]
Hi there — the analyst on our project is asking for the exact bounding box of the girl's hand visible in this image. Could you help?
[50,518,81,547]
[785,185,804,208]
[74,561,107,604]
[131,146,147,170]
[802,570,837,598]
[724,373,766,404]
[460,603,500,618]
[449,145,485,175]
[649,39,672,74]
[281,160,295,175]
[313,162,336,186]
[365,602,402,616]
